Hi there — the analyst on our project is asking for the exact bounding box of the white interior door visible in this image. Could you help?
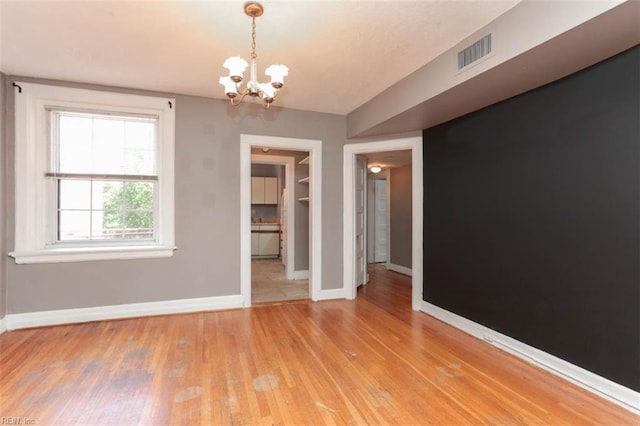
[355,155,367,286]
[374,179,388,263]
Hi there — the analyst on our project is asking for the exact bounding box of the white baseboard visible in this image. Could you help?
[5,294,244,331]
[0,317,6,334]
[421,301,640,415]
[387,263,412,276]
[316,288,347,301]
[291,270,309,280]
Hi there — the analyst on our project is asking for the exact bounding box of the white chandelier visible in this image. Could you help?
[219,2,288,108]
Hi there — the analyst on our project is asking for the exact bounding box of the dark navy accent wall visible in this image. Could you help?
[423,46,639,391]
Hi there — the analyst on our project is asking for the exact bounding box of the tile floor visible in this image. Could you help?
[251,258,309,303]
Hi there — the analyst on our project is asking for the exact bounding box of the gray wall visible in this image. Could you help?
[0,73,6,319]
[389,164,412,268]
[5,77,345,314]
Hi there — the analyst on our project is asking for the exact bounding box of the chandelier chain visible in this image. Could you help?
[251,17,257,59]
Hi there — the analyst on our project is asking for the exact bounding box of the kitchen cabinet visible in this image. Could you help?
[258,232,279,255]
[251,177,278,204]
[251,223,280,257]
[251,232,259,255]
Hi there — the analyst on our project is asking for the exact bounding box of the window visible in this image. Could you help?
[10,82,175,264]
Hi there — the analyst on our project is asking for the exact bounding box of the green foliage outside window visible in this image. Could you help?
[102,182,154,238]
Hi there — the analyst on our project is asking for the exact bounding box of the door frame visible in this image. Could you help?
[355,155,368,286]
[343,136,423,310]
[251,154,296,280]
[240,134,323,307]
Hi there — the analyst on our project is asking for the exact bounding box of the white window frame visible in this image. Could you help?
[9,82,176,264]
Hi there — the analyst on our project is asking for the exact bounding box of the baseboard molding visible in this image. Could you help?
[5,294,244,331]
[387,263,412,276]
[316,288,347,301]
[0,317,6,334]
[421,301,640,415]
[291,270,309,280]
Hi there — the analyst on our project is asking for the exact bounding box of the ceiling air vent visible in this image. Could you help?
[458,34,492,70]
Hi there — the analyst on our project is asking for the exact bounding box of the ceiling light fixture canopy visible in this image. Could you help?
[219,2,288,108]
[370,166,382,174]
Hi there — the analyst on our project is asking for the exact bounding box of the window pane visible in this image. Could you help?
[124,211,153,239]
[124,121,155,174]
[55,111,156,175]
[59,180,90,210]
[102,210,124,237]
[58,115,92,173]
[56,179,154,242]
[90,210,108,239]
[94,181,154,241]
[123,182,154,211]
[59,210,91,241]
[94,181,123,212]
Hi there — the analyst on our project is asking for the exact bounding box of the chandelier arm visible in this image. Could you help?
[230,88,251,106]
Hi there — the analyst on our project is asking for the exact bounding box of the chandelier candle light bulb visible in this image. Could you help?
[220,2,288,108]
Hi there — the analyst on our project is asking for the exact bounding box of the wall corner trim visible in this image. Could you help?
[386,263,413,277]
[0,317,6,335]
[316,288,347,301]
[5,295,244,331]
[421,301,640,415]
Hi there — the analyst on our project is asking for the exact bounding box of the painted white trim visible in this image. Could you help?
[0,317,6,334]
[385,168,391,266]
[291,270,309,280]
[343,136,423,310]
[387,263,412,277]
[251,154,296,280]
[240,135,322,307]
[5,295,243,331]
[9,245,176,264]
[421,301,640,415]
[316,288,348,301]
[11,82,175,264]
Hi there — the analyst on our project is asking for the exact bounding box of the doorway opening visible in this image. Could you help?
[343,136,423,310]
[241,135,322,307]
[250,151,310,303]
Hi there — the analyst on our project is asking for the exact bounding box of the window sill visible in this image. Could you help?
[9,245,177,264]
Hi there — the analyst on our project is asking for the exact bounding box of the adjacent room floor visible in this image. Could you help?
[251,257,309,303]
[0,265,636,424]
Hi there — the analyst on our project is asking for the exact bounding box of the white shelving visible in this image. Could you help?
[298,155,310,202]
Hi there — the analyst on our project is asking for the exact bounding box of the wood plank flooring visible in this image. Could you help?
[1,265,638,425]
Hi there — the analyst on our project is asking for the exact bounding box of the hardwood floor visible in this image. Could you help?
[1,265,637,425]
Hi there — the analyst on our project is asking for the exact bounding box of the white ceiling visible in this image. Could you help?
[363,150,412,173]
[0,0,520,115]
